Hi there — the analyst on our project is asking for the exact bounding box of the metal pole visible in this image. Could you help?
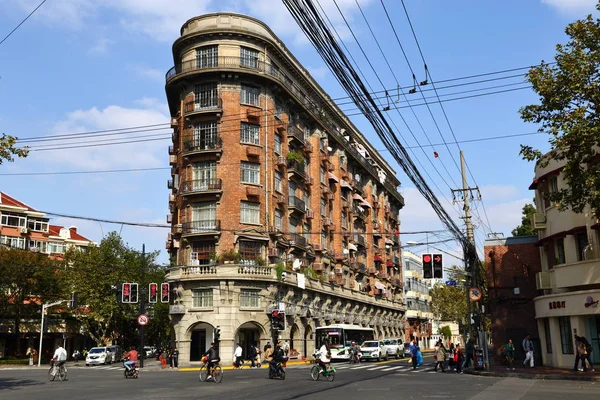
[139,244,146,368]
[37,304,45,368]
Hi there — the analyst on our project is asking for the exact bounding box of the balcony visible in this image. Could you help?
[167,179,174,190]
[548,259,600,289]
[181,135,223,156]
[289,233,308,249]
[303,142,313,153]
[180,178,223,196]
[287,160,306,180]
[287,125,305,144]
[182,220,221,236]
[246,186,261,198]
[166,214,172,224]
[532,212,547,230]
[306,209,315,219]
[353,234,366,248]
[169,154,177,166]
[183,97,223,117]
[288,196,307,215]
[168,145,176,155]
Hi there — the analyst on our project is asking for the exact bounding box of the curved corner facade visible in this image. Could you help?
[529,156,600,368]
[164,13,406,366]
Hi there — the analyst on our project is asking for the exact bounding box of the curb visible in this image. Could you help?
[463,369,600,382]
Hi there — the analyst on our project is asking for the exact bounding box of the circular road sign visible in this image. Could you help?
[469,287,482,302]
[137,314,149,326]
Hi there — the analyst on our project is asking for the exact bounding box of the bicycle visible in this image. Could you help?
[48,363,67,382]
[199,361,223,383]
[310,362,335,382]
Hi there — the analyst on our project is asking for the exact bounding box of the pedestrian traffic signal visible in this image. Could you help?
[422,254,433,279]
[122,283,131,303]
[271,310,286,331]
[69,292,78,309]
[214,327,221,341]
[433,254,443,279]
[161,283,170,303]
[130,283,139,303]
[149,283,158,303]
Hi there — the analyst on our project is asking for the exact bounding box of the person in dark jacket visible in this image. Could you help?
[269,342,285,374]
[203,343,220,380]
[464,338,475,369]
[249,343,258,368]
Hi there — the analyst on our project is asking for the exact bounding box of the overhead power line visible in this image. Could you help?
[0,0,48,46]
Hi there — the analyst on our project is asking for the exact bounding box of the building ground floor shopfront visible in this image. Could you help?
[535,289,600,368]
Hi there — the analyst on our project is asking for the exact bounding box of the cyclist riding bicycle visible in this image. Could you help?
[51,344,67,375]
[317,340,331,373]
[203,342,220,381]
[123,346,139,371]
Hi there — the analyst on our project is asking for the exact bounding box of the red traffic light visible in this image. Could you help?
[150,283,158,295]
[423,254,431,263]
[123,283,131,295]
[272,310,279,317]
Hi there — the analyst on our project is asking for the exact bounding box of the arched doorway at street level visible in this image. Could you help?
[289,323,300,357]
[188,322,216,362]
[234,321,266,362]
[304,325,314,359]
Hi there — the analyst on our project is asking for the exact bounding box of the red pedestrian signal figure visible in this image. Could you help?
[161,283,170,303]
[122,283,131,303]
[149,283,158,303]
[422,254,433,279]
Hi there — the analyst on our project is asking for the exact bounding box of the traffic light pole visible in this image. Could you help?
[38,300,67,367]
[139,244,146,368]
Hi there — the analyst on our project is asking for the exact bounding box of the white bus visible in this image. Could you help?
[315,324,375,360]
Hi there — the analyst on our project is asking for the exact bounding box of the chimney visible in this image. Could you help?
[69,226,77,233]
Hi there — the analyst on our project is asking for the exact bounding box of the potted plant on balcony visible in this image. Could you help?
[255,255,266,266]
[218,249,241,264]
[286,151,303,166]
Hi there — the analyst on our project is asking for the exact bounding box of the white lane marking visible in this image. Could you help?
[349,365,371,370]
[367,366,388,371]
[381,366,404,371]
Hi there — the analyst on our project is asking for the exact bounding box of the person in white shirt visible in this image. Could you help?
[51,344,67,375]
[317,341,331,373]
[233,343,243,369]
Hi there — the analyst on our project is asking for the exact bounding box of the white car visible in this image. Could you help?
[86,347,111,366]
[360,340,389,362]
[382,338,402,359]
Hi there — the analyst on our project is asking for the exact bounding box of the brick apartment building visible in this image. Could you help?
[165,13,406,366]
[485,235,541,364]
[0,191,96,358]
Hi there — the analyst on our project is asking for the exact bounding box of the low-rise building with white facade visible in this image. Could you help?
[402,251,433,348]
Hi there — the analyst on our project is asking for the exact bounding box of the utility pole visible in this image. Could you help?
[139,244,146,368]
[451,151,489,371]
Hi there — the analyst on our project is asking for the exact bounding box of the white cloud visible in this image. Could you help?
[127,65,164,82]
[541,0,598,15]
[29,100,169,169]
[88,38,113,55]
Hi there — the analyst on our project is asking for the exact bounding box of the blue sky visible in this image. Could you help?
[0,0,597,266]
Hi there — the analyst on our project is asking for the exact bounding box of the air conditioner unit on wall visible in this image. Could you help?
[20,227,29,235]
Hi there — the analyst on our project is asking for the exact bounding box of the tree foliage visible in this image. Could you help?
[64,232,165,346]
[511,203,537,236]
[0,133,28,165]
[519,4,600,217]
[430,266,467,331]
[0,248,65,353]
[439,325,452,340]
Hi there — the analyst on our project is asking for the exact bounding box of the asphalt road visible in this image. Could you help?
[2,356,600,400]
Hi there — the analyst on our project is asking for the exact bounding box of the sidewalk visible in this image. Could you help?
[464,365,600,382]
[0,359,164,371]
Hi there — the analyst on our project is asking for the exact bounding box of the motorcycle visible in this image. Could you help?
[268,357,287,380]
[348,348,361,364]
[123,361,139,379]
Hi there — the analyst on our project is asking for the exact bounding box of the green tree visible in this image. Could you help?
[438,325,452,340]
[430,266,467,332]
[0,133,28,164]
[519,3,600,218]
[511,203,537,236]
[64,232,165,346]
[0,248,65,354]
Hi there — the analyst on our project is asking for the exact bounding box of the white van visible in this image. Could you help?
[86,347,111,366]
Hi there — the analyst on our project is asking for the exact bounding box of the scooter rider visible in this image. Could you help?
[123,346,139,371]
[269,342,285,374]
[349,341,361,362]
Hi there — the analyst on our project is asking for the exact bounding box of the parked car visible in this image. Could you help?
[360,340,388,362]
[143,346,155,358]
[86,347,111,366]
[107,346,123,363]
[403,343,412,358]
[382,338,402,359]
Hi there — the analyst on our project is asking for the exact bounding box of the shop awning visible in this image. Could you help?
[347,243,358,251]
[592,223,600,230]
[566,226,587,235]
[235,230,270,242]
[340,179,352,189]
[361,200,372,208]
[535,231,567,246]
[353,193,366,202]
[327,172,339,183]
[528,167,562,190]
[374,255,383,262]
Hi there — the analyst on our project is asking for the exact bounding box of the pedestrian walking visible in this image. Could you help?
[172,348,179,368]
[447,343,455,371]
[264,342,271,353]
[160,348,167,369]
[522,334,534,368]
[233,343,243,368]
[249,342,258,368]
[433,342,446,372]
[575,335,595,372]
[464,338,475,369]
[409,340,419,369]
[455,343,464,374]
[505,339,515,370]
[72,349,81,364]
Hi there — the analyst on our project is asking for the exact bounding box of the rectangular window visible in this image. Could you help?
[575,232,589,261]
[275,209,283,230]
[342,212,348,229]
[240,46,259,69]
[241,122,260,145]
[321,232,327,246]
[240,289,261,308]
[27,219,49,232]
[274,134,282,154]
[191,202,217,230]
[555,238,566,265]
[192,289,213,308]
[0,235,25,249]
[48,241,66,254]
[319,138,326,151]
[544,318,552,354]
[194,83,219,110]
[320,198,327,216]
[559,316,573,354]
[191,161,217,190]
[549,176,558,194]
[274,170,283,193]
[191,122,218,150]
[320,166,326,184]
[239,241,262,264]
[240,201,260,224]
[28,240,48,253]
[0,212,27,228]
[190,242,216,265]
[241,161,260,184]
[241,84,260,106]
[196,45,218,68]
